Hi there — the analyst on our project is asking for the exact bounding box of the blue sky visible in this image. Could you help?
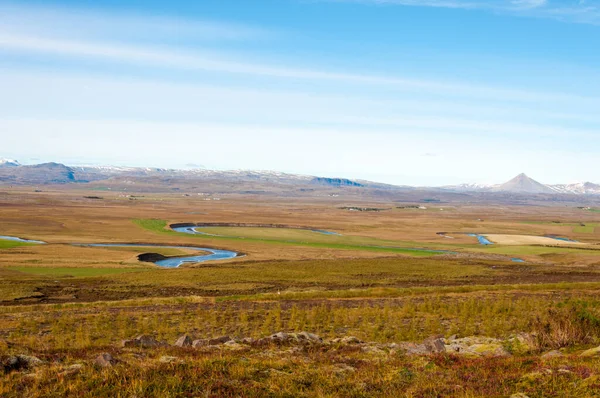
[0,0,599,185]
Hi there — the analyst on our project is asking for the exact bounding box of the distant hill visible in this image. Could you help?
[0,162,100,185]
[0,159,599,201]
[310,177,363,187]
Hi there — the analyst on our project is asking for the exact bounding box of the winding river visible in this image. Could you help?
[0,236,238,268]
[0,235,47,244]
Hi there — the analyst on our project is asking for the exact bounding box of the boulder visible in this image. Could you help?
[2,355,43,372]
[17,355,43,368]
[94,353,116,368]
[174,335,193,347]
[122,335,168,348]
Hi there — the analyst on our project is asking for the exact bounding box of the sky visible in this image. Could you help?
[0,0,599,186]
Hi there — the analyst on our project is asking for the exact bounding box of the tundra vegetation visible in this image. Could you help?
[1,188,600,397]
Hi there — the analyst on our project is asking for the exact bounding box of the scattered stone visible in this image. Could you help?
[94,353,116,368]
[122,335,168,348]
[445,337,511,357]
[557,368,572,374]
[192,339,209,348]
[541,350,564,359]
[269,332,291,343]
[59,364,83,378]
[222,341,245,351]
[340,336,362,344]
[580,346,600,357]
[423,337,446,353]
[361,346,387,356]
[174,335,193,347]
[296,331,322,343]
[240,337,255,345]
[510,393,530,398]
[159,356,181,364]
[18,355,44,368]
[402,343,431,356]
[208,336,233,345]
[468,343,511,357]
[2,355,43,372]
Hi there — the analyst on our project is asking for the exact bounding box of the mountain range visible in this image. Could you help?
[1,159,599,196]
[444,173,600,195]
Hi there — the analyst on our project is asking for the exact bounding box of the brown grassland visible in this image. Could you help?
[2,187,600,397]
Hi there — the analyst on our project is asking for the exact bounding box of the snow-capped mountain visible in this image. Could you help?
[1,159,600,196]
[442,182,496,192]
[445,174,600,195]
[0,158,20,167]
[549,182,600,195]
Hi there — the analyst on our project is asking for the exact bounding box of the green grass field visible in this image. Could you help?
[521,221,599,234]
[134,219,446,257]
[0,240,35,249]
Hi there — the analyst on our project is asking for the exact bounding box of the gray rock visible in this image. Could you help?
[2,355,43,372]
[297,331,322,343]
[94,353,116,368]
[402,343,431,356]
[122,335,168,348]
[192,339,209,348]
[269,332,291,343]
[341,336,363,344]
[423,337,446,353]
[174,335,193,347]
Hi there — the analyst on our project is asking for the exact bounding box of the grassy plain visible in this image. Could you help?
[2,188,600,396]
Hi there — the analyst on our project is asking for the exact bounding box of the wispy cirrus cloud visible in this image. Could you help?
[332,0,600,25]
[0,2,269,42]
[0,31,596,106]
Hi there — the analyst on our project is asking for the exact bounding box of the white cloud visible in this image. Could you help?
[333,0,600,25]
[0,3,268,42]
[0,31,596,106]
